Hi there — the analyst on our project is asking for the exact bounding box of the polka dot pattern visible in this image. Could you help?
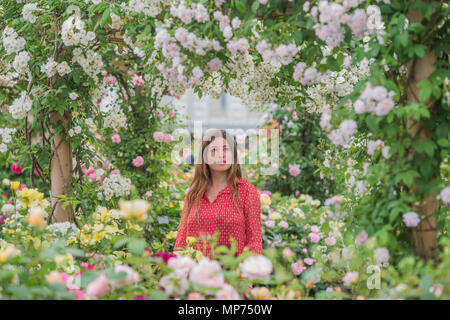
[174,177,263,259]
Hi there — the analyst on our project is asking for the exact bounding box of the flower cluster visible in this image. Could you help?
[8,91,33,120]
[41,58,72,77]
[101,104,127,129]
[311,1,385,49]
[47,221,79,236]
[170,2,210,24]
[327,119,357,146]
[13,51,31,75]
[293,62,322,86]
[153,131,173,143]
[98,171,132,201]
[67,206,126,247]
[72,48,103,83]
[22,3,41,23]
[200,71,224,99]
[224,51,282,111]
[256,40,299,66]
[61,10,96,47]
[355,83,395,116]
[126,0,163,17]
[159,254,272,299]
[367,139,390,158]
[402,211,420,228]
[2,27,26,55]
[16,187,48,208]
[0,127,17,153]
[174,27,222,55]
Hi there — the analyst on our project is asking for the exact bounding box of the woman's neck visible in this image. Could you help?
[209,170,228,188]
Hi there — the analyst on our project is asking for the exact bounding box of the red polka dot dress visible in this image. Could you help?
[174,177,263,259]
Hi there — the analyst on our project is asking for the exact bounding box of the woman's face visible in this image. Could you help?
[205,137,233,172]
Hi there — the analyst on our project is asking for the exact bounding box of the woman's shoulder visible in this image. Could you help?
[236,177,259,194]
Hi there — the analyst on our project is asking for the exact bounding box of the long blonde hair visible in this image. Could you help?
[181,129,243,226]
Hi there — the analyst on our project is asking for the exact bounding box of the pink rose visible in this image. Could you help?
[86,274,109,298]
[304,258,315,265]
[291,262,306,275]
[104,75,117,84]
[153,131,164,141]
[282,247,294,258]
[265,220,275,228]
[11,162,23,174]
[189,258,225,294]
[288,164,301,177]
[132,156,144,167]
[110,169,120,175]
[133,74,144,85]
[85,167,94,177]
[74,289,84,300]
[188,292,204,300]
[111,134,121,143]
[325,237,336,246]
[110,265,139,289]
[215,284,240,300]
[308,232,320,243]
[163,133,173,143]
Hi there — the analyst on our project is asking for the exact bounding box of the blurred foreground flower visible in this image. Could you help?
[118,199,149,221]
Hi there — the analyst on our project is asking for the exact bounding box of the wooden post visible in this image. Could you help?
[405,7,438,261]
[49,111,73,223]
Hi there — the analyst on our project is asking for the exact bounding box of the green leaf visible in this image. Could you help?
[414,139,436,156]
[235,0,246,13]
[149,290,169,300]
[414,45,426,58]
[251,1,260,13]
[398,32,408,47]
[437,138,449,147]
[419,86,432,102]
[127,238,147,255]
[113,237,129,249]
[72,70,80,85]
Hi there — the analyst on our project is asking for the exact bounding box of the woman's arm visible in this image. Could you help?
[174,195,189,253]
[243,184,263,255]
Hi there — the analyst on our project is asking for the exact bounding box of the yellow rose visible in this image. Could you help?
[119,199,149,221]
[45,271,64,284]
[165,230,177,240]
[194,250,203,262]
[10,181,20,191]
[251,287,272,300]
[186,236,196,246]
[260,194,271,206]
[0,243,19,262]
[27,206,45,227]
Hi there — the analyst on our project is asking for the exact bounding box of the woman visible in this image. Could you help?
[174,129,262,259]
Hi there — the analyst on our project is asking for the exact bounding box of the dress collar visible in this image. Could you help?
[202,177,247,201]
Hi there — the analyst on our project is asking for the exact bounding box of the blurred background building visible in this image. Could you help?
[172,89,265,133]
